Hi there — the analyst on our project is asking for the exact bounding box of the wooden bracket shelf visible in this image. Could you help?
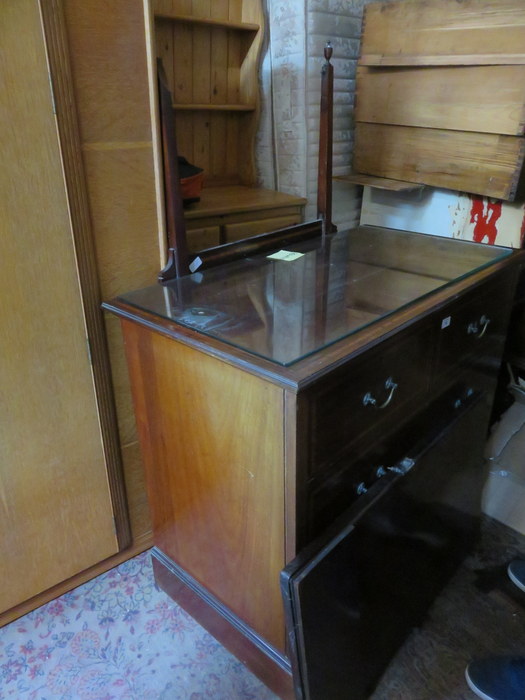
[360,53,525,67]
[334,173,425,192]
[173,103,256,112]
[154,12,259,33]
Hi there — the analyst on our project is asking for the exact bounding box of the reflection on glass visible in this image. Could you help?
[117,227,511,366]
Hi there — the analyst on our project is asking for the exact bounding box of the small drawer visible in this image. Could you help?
[435,278,514,378]
[186,225,221,253]
[306,324,433,476]
[224,215,301,242]
[305,382,486,544]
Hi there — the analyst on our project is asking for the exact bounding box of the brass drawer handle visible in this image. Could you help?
[467,314,491,339]
[362,377,398,409]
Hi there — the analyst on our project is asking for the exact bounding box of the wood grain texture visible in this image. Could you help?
[64,0,164,545]
[354,123,525,200]
[0,0,117,612]
[356,65,525,136]
[0,531,152,628]
[223,214,301,242]
[122,322,287,651]
[335,173,424,191]
[153,0,263,185]
[40,0,130,548]
[360,0,525,66]
[183,185,306,218]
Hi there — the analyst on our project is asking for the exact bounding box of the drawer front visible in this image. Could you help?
[186,225,221,253]
[306,382,486,544]
[435,278,514,378]
[307,324,433,476]
[224,214,301,242]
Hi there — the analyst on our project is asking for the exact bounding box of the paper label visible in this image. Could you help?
[267,250,305,262]
[189,256,202,273]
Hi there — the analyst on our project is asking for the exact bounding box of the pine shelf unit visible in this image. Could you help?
[151,0,305,253]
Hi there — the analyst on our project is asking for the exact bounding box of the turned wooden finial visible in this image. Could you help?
[317,41,334,236]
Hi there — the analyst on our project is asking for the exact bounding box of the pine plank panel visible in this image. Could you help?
[211,27,229,103]
[229,0,243,23]
[172,22,194,103]
[192,25,211,103]
[211,0,229,21]
[155,19,175,88]
[353,123,525,200]
[153,0,192,14]
[227,30,242,104]
[175,112,195,162]
[0,0,118,612]
[360,0,525,66]
[193,112,212,174]
[209,25,228,178]
[172,0,192,13]
[210,112,228,178]
[191,0,211,20]
[226,111,241,178]
[356,65,525,136]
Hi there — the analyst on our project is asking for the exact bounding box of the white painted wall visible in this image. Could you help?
[361,186,525,248]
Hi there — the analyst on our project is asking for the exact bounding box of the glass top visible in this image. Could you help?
[117,226,511,366]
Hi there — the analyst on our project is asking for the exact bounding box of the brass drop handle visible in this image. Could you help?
[467,314,491,339]
[362,377,398,409]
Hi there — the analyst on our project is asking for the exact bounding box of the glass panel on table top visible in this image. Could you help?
[116,226,512,366]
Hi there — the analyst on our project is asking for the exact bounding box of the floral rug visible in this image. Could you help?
[0,551,277,700]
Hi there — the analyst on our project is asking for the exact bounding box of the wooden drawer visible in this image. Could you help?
[186,225,221,253]
[224,214,301,242]
[306,324,433,476]
[435,277,514,378]
[306,382,486,543]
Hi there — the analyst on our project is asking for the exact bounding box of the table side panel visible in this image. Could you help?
[120,319,287,651]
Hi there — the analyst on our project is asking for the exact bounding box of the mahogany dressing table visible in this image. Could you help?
[104,225,523,699]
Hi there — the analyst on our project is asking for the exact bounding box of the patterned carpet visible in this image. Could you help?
[1,518,524,700]
[0,552,275,700]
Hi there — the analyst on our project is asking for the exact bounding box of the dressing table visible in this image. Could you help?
[104,225,523,699]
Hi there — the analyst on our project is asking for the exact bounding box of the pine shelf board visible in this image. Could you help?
[334,173,425,192]
[360,53,525,67]
[173,103,256,112]
[183,185,307,219]
[154,12,259,33]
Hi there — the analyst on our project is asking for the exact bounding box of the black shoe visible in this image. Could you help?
[465,657,525,699]
[508,560,525,593]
